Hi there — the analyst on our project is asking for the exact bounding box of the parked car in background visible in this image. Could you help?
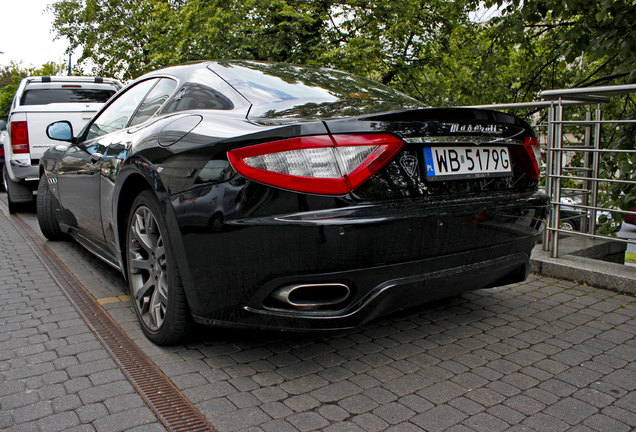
[559,197,621,233]
[539,188,621,233]
[3,76,121,212]
[39,61,548,344]
[0,119,6,192]
[624,207,636,226]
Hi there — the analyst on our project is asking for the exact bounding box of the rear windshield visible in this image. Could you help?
[20,88,116,105]
[211,61,423,119]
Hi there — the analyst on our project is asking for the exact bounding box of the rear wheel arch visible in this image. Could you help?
[125,189,193,344]
[115,167,202,318]
[116,173,154,277]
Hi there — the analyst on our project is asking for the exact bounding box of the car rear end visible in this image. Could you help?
[174,107,547,331]
[4,76,120,201]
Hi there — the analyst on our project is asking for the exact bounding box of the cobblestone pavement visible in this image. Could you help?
[2,204,635,431]
[0,206,165,431]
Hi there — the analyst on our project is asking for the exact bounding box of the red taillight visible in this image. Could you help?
[10,121,30,154]
[522,136,541,180]
[227,133,404,195]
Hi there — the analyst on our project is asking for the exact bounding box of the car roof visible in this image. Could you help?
[23,76,122,87]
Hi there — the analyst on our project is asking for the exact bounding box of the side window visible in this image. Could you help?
[129,78,177,126]
[161,83,234,113]
[86,78,158,141]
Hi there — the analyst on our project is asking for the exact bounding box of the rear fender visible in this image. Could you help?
[110,159,168,274]
[111,160,205,313]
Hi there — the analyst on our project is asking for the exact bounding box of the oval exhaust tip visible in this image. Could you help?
[270,283,350,310]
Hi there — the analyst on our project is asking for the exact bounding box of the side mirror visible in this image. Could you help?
[47,121,74,142]
[0,119,6,131]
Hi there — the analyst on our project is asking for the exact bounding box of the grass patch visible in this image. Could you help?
[626,251,636,262]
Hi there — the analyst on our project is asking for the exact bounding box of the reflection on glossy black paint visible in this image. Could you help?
[173,180,251,233]
[162,83,234,112]
[212,60,423,119]
[261,98,420,119]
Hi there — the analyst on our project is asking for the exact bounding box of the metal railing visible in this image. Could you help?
[468,84,636,259]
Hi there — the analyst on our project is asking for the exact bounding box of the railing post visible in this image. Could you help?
[581,108,592,233]
[589,105,602,234]
[543,102,555,250]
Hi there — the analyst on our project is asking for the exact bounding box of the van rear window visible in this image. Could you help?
[20,89,116,105]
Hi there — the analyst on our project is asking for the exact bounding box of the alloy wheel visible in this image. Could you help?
[561,221,576,231]
[128,205,169,331]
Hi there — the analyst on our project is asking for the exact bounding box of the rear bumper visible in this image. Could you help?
[192,245,533,331]
[171,190,548,330]
[7,160,39,183]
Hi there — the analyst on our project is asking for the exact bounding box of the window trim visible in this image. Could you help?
[126,77,178,129]
[79,75,180,143]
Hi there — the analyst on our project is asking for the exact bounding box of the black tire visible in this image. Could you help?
[37,175,66,240]
[126,190,192,345]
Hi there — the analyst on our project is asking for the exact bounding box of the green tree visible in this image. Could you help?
[487,0,636,84]
[50,0,159,80]
[485,0,636,217]
[0,62,61,120]
[49,0,482,88]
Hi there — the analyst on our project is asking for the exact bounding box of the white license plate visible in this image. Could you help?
[423,146,512,181]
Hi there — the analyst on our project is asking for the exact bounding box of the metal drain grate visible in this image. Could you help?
[5,209,218,432]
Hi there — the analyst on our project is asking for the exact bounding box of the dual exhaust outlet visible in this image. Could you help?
[270,283,351,310]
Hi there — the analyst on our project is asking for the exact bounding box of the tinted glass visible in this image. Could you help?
[129,78,177,126]
[212,61,423,118]
[21,89,116,105]
[162,83,234,112]
[86,79,157,140]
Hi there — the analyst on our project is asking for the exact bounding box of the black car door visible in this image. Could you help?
[56,78,161,245]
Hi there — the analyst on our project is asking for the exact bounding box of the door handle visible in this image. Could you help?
[90,152,103,164]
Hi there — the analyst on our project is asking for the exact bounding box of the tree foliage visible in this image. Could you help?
[48,0,635,103]
[0,62,61,120]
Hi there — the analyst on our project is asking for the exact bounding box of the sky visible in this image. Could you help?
[0,0,74,70]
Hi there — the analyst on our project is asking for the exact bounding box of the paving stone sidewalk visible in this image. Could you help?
[0,210,165,432]
[2,204,636,432]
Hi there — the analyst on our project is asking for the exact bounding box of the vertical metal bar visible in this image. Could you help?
[589,105,602,234]
[551,99,564,258]
[543,102,555,250]
[581,108,592,233]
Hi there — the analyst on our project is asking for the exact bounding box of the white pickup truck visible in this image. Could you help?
[3,76,122,213]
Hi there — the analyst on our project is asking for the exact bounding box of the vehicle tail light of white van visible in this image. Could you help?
[10,121,30,154]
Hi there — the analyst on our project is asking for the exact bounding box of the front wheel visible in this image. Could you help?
[126,190,192,345]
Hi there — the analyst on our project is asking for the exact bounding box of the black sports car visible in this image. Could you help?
[39,61,548,345]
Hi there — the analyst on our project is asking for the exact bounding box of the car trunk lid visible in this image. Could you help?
[321,107,540,201]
